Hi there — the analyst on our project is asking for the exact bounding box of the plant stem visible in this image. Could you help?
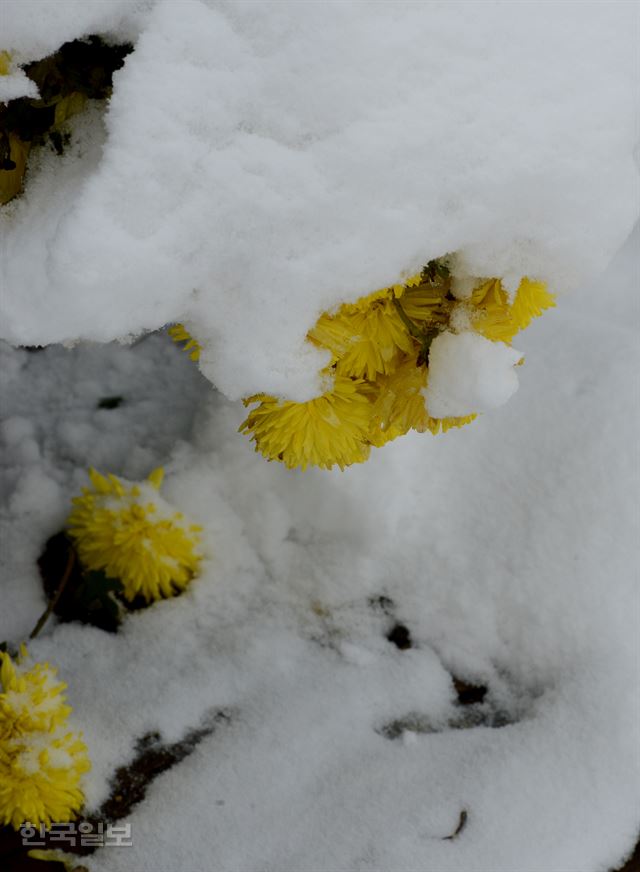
[29,549,76,639]
[443,809,468,841]
[391,295,424,341]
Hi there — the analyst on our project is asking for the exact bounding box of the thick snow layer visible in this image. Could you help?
[0,226,638,871]
[425,332,522,418]
[1,1,639,402]
[0,0,147,63]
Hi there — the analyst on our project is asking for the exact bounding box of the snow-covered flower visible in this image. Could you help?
[0,648,90,830]
[307,270,450,381]
[469,277,555,343]
[67,468,202,602]
[369,353,475,445]
[171,260,553,470]
[240,375,373,470]
[241,265,554,469]
[308,294,415,380]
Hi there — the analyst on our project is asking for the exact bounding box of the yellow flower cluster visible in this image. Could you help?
[0,647,90,830]
[67,467,202,603]
[240,264,554,469]
[168,264,554,470]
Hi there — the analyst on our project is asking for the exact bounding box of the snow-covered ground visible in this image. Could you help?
[1,226,638,870]
[1,2,639,870]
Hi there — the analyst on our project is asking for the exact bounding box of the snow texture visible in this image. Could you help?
[1,2,639,869]
[424,332,522,418]
[1,0,639,403]
[0,226,638,872]
[0,68,38,101]
[0,0,148,64]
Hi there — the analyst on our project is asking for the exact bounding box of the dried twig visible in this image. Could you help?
[443,809,468,841]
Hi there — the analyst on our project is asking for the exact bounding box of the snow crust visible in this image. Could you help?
[425,332,522,418]
[0,226,638,872]
[1,0,639,402]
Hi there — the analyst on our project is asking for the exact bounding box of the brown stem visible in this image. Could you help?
[443,809,468,841]
[29,549,76,639]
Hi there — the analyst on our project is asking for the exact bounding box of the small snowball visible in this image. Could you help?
[0,70,39,101]
[424,331,522,418]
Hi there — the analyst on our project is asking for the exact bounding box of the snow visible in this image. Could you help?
[424,332,522,418]
[0,0,147,64]
[0,69,38,101]
[1,2,639,868]
[0,226,638,871]
[2,0,639,402]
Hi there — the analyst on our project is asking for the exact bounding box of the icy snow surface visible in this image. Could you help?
[0,227,638,871]
[1,0,639,401]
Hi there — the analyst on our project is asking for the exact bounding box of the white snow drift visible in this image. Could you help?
[1,0,638,404]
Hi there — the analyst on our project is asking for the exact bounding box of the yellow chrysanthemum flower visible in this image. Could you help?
[238,258,555,471]
[0,648,90,830]
[168,323,201,361]
[308,270,451,381]
[369,354,475,444]
[240,375,374,470]
[66,468,202,602]
[469,277,555,343]
[0,651,70,739]
[309,297,415,380]
[340,272,424,309]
